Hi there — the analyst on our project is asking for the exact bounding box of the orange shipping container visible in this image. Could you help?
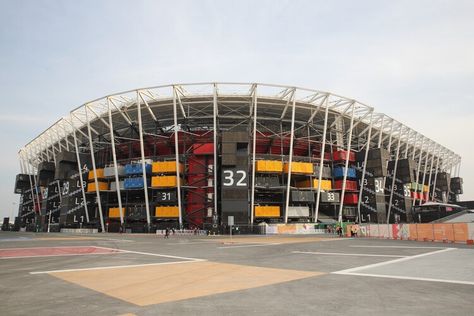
[283,162,313,174]
[87,181,108,192]
[151,176,181,188]
[255,160,283,173]
[255,206,280,217]
[155,206,179,218]
[152,161,184,174]
[296,179,332,190]
[88,169,105,180]
[109,207,126,218]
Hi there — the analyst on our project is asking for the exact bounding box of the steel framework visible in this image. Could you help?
[16,83,462,229]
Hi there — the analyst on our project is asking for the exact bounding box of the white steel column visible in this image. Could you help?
[137,91,151,229]
[426,145,437,201]
[250,85,257,224]
[314,98,329,223]
[86,105,105,233]
[431,149,441,201]
[413,137,425,207]
[173,86,183,227]
[337,103,355,223]
[29,151,42,226]
[420,144,431,206]
[377,116,385,148]
[107,98,124,225]
[357,111,373,224]
[23,153,36,224]
[386,125,404,224]
[284,89,297,224]
[72,129,90,222]
[403,130,411,158]
[212,85,218,228]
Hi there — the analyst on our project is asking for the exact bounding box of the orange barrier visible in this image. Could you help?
[358,223,473,244]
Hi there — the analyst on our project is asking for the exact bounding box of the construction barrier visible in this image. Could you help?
[61,228,99,234]
[347,223,474,244]
[265,223,326,235]
[156,229,207,236]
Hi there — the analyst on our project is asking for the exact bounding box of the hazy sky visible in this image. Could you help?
[0,0,473,219]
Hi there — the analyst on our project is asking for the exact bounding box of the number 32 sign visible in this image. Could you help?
[222,169,247,187]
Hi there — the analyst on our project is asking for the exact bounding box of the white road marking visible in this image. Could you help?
[30,260,205,275]
[336,272,474,286]
[218,243,281,249]
[320,238,354,241]
[293,251,406,258]
[93,246,204,261]
[333,248,455,275]
[349,245,447,249]
[1,252,121,260]
[0,246,103,251]
[166,241,218,245]
[99,238,134,243]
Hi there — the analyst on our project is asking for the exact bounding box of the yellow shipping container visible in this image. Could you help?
[155,206,179,218]
[254,205,280,217]
[87,181,108,192]
[423,185,429,192]
[255,160,283,173]
[283,162,313,174]
[296,179,332,190]
[109,207,126,218]
[152,161,184,174]
[151,176,181,188]
[88,169,105,180]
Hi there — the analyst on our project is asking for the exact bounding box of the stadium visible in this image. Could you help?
[12,83,463,233]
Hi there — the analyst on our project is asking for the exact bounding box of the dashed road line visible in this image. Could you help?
[293,251,407,258]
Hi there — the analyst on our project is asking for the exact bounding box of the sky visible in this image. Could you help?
[0,0,473,219]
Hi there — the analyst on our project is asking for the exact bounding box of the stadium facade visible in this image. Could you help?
[13,83,463,232]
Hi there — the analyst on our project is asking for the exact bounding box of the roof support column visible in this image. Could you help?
[107,98,124,225]
[72,129,90,222]
[137,91,151,230]
[357,111,374,224]
[314,97,329,223]
[413,137,426,207]
[250,85,257,224]
[284,89,297,224]
[386,125,404,224]
[86,105,105,233]
[337,102,355,223]
[173,86,183,228]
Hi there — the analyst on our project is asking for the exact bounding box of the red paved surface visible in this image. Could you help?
[0,246,121,259]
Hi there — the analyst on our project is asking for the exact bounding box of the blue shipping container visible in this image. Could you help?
[124,163,152,175]
[333,167,357,179]
[124,177,150,189]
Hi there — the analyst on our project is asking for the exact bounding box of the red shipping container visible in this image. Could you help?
[411,191,418,199]
[334,180,358,191]
[193,143,214,155]
[332,150,356,162]
[344,193,359,204]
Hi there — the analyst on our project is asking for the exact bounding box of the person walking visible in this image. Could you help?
[165,227,170,239]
